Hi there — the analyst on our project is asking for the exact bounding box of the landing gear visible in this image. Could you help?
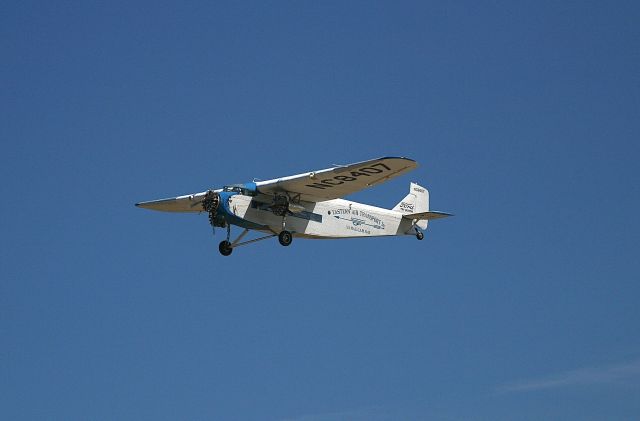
[278,230,293,246]
[218,224,233,256]
[416,231,424,241]
[219,240,233,256]
[275,198,294,247]
[209,192,296,255]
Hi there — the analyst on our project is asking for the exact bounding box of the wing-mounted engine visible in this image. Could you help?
[270,194,289,216]
[269,193,305,216]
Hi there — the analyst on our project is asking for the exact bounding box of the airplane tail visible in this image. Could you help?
[393,182,429,229]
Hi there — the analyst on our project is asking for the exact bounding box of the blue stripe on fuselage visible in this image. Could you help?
[217,191,267,230]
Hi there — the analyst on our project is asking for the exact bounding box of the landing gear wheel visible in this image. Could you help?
[219,240,233,256]
[278,230,293,246]
[416,231,424,241]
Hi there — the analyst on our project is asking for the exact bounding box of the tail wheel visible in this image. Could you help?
[278,230,293,246]
[219,240,233,256]
[416,231,424,241]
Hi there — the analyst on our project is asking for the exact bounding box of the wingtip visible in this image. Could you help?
[379,156,417,163]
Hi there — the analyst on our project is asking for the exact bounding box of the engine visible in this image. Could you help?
[271,194,289,216]
[202,190,226,227]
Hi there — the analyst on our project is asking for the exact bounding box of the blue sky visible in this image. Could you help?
[2,1,639,419]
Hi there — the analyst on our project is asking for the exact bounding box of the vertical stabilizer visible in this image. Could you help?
[393,182,429,229]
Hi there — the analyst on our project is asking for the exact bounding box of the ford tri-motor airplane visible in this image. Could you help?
[136,157,451,256]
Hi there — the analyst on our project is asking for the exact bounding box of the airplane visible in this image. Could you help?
[135,157,451,256]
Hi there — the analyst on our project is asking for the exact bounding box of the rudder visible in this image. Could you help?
[393,182,429,229]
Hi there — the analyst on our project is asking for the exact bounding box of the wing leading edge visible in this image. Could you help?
[135,191,211,212]
[255,157,418,201]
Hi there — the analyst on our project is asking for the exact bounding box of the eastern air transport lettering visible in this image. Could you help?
[306,163,391,190]
[329,208,351,215]
[331,208,386,230]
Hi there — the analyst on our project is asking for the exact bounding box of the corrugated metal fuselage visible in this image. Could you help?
[224,193,415,238]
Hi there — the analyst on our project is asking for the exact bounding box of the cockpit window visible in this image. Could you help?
[223,185,257,196]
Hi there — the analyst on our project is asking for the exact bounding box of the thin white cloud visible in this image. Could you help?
[497,357,640,394]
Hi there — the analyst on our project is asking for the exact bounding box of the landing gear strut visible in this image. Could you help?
[278,209,293,247]
[218,224,233,256]
[271,194,294,247]
[218,226,279,256]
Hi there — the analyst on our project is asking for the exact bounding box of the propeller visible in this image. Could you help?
[201,190,221,236]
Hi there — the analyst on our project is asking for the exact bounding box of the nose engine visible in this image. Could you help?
[202,190,225,227]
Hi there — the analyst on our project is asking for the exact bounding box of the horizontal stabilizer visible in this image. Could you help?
[402,211,452,221]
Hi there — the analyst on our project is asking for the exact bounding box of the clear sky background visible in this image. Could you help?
[2,1,639,420]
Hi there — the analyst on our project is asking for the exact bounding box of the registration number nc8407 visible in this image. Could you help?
[305,163,391,190]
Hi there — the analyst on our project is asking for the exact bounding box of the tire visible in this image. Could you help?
[219,240,233,256]
[278,230,293,246]
[416,231,424,241]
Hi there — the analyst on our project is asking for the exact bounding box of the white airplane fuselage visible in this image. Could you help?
[225,193,418,239]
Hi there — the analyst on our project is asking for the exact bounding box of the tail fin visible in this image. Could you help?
[393,182,429,229]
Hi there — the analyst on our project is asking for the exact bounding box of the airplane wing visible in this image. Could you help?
[135,191,212,212]
[402,211,453,220]
[255,157,418,201]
